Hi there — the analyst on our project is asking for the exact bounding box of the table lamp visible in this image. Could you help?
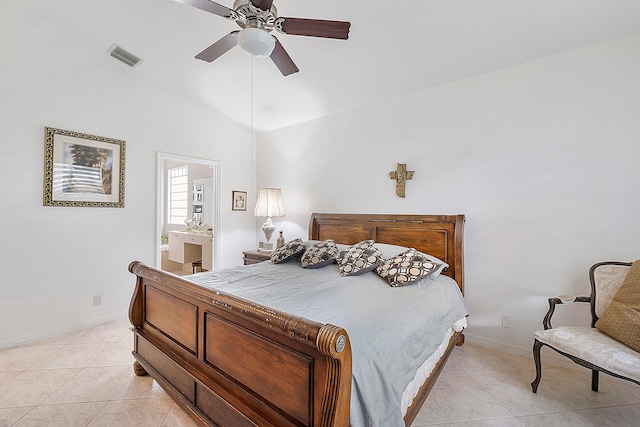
[253,188,285,251]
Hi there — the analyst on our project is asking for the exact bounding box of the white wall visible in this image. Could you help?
[0,3,256,348]
[257,34,640,355]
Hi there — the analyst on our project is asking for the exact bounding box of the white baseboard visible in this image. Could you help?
[463,332,532,357]
[0,313,128,351]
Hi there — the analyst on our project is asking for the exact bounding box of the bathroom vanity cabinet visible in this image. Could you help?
[168,231,213,271]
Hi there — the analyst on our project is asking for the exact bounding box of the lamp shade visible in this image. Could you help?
[254,188,285,218]
[237,28,275,58]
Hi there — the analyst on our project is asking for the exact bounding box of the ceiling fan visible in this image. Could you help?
[175,0,351,76]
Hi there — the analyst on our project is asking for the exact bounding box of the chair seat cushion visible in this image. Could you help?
[535,326,640,382]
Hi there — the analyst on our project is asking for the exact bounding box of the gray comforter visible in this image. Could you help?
[187,259,467,426]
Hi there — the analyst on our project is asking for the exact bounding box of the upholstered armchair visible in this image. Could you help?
[531,261,640,393]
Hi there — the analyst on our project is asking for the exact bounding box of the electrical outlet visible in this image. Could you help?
[502,315,512,329]
[93,295,102,306]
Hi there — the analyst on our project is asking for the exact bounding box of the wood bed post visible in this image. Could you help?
[128,261,148,376]
[316,324,352,426]
[127,261,144,329]
[453,214,465,296]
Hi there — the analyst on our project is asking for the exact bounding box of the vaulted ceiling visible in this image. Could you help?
[14,0,640,131]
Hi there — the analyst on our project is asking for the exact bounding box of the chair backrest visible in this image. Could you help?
[589,261,632,326]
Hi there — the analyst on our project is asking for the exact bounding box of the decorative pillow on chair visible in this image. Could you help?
[336,240,383,276]
[270,238,306,264]
[376,248,442,287]
[301,240,339,268]
[595,260,640,352]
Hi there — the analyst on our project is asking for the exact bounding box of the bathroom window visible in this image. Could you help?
[168,166,188,224]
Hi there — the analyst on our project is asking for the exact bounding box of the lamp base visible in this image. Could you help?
[262,217,276,242]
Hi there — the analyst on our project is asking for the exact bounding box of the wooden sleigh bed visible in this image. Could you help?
[128,213,466,426]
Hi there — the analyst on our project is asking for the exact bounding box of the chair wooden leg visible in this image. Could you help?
[531,339,543,393]
[591,369,599,392]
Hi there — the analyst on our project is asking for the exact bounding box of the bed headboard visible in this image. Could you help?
[308,213,465,294]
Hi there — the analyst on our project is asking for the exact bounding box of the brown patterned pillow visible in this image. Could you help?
[376,248,442,287]
[595,260,640,352]
[270,238,305,264]
[336,240,383,276]
[301,240,339,268]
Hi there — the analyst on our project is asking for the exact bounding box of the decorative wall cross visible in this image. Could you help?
[389,163,414,198]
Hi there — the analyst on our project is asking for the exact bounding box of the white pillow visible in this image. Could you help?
[303,240,322,248]
[374,243,411,259]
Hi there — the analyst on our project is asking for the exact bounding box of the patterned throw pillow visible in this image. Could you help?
[270,238,306,264]
[336,240,383,276]
[375,243,449,281]
[376,248,442,287]
[595,260,640,352]
[301,240,339,269]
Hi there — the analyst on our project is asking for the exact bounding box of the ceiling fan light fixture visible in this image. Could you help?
[237,27,275,58]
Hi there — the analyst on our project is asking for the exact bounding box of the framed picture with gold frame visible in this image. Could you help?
[43,127,126,207]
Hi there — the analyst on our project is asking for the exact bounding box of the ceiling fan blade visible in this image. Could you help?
[270,38,299,76]
[250,0,273,12]
[195,32,238,62]
[278,17,351,40]
[174,0,234,18]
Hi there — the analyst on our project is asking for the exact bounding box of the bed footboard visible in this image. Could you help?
[128,261,352,427]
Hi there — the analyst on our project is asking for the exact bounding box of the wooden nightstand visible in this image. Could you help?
[242,250,272,265]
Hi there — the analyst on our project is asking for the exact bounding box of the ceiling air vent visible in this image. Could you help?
[107,44,142,67]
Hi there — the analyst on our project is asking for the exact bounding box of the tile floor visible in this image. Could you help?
[1,320,639,426]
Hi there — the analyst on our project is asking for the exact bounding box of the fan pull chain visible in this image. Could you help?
[250,57,255,195]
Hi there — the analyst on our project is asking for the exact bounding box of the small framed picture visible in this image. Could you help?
[232,190,247,211]
[193,184,203,192]
[193,205,203,213]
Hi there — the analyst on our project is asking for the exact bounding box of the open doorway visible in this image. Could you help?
[156,152,221,275]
